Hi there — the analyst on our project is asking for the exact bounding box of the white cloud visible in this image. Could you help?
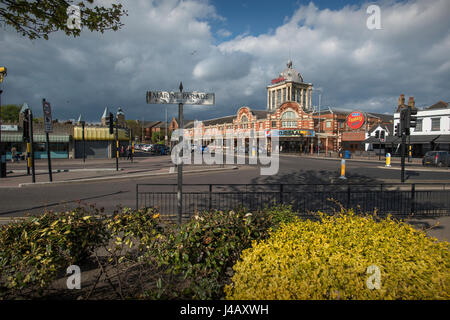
[0,0,448,122]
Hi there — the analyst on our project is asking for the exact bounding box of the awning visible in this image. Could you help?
[407,135,440,144]
[364,136,401,144]
[365,135,443,145]
[434,135,450,144]
[0,133,70,143]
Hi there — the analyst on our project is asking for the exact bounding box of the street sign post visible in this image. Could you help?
[42,99,53,181]
[146,85,215,224]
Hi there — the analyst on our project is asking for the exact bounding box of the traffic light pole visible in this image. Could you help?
[0,89,5,178]
[115,118,119,171]
[29,110,36,183]
[401,133,406,183]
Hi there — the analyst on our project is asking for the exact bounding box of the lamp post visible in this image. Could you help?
[77,115,86,163]
[0,66,7,178]
[313,87,323,156]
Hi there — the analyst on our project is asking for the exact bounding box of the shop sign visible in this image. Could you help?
[271,129,315,137]
[271,77,286,84]
[346,111,365,130]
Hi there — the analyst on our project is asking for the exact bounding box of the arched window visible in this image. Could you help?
[240,115,248,129]
[281,110,297,128]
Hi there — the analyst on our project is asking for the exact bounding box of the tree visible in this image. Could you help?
[0,104,21,122]
[0,0,127,40]
[126,119,142,142]
[151,131,164,144]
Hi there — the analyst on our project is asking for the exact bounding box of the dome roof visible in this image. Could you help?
[278,60,303,83]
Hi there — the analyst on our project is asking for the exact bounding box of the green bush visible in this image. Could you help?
[0,207,108,297]
[106,207,164,254]
[225,211,450,300]
[152,204,297,299]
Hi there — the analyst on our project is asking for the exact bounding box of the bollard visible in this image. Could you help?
[339,159,347,179]
[385,153,391,167]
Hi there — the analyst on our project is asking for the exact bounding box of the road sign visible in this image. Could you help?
[146,91,215,105]
[43,100,53,133]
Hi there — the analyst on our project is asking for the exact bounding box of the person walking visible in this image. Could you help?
[127,145,133,162]
[11,146,17,163]
[121,145,124,159]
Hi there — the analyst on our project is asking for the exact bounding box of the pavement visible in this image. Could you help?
[0,155,238,188]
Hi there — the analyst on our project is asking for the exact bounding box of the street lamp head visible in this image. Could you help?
[0,66,7,83]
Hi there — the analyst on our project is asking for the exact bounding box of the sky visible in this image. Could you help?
[0,0,449,122]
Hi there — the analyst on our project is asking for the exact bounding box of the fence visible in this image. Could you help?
[136,183,450,220]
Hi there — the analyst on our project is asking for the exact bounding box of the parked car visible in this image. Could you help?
[422,151,450,167]
[141,144,153,152]
[152,144,170,155]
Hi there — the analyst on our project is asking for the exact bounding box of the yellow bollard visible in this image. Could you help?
[27,143,31,168]
[385,153,391,167]
[339,159,347,179]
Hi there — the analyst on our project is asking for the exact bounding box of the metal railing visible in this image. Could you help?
[136,183,450,220]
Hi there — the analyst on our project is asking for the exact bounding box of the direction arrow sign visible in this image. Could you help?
[42,101,53,133]
[146,91,214,105]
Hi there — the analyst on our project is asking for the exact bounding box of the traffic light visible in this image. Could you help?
[400,108,409,136]
[107,112,114,134]
[375,130,379,139]
[380,130,385,140]
[394,123,401,137]
[408,108,418,133]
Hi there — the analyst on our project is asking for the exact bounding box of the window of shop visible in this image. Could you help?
[326,121,331,128]
[415,119,422,132]
[272,121,277,128]
[431,118,440,131]
[296,89,300,103]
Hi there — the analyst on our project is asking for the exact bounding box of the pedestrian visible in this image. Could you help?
[127,145,133,161]
[11,146,17,163]
[121,146,124,159]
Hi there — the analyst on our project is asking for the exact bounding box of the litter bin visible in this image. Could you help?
[344,150,352,159]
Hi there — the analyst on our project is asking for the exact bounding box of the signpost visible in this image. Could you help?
[146,84,215,224]
[42,99,53,182]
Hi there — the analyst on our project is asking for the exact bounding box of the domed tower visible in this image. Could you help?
[267,60,313,112]
[116,107,126,127]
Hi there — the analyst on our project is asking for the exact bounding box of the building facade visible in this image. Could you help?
[176,61,394,154]
[393,97,450,156]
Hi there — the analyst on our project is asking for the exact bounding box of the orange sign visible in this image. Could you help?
[346,111,365,130]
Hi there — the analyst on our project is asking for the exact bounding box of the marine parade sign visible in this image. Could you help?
[146,91,215,105]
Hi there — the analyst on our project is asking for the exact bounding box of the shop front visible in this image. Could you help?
[271,129,315,153]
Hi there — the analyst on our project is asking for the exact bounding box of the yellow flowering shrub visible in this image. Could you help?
[225,211,450,300]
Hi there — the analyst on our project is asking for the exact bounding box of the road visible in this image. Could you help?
[1,154,450,241]
[1,154,450,215]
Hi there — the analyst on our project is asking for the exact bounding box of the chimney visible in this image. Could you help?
[398,94,405,106]
[408,96,415,108]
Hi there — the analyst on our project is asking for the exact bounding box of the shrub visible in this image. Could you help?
[152,205,297,299]
[225,211,450,300]
[105,207,164,254]
[0,207,108,298]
